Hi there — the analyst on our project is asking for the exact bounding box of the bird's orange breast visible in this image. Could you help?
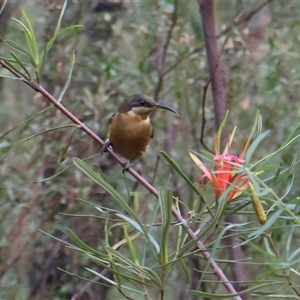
[108,112,153,161]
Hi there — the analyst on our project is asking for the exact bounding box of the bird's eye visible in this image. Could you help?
[139,100,145,106]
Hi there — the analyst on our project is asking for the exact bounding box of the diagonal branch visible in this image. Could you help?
[1,59,242,299]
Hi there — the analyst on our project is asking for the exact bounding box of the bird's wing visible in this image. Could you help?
[109,113,115,124]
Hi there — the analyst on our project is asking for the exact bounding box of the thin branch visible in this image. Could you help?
[217,0,274,39]
[71,274,102,300]
[162,0,273,78]
[153,0,179,100]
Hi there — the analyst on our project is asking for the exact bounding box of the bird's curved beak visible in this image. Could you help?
[156,104,179,116]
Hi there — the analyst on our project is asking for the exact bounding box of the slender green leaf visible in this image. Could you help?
[0,0,7,15]
[73,158,160,255]
[240,110,261,158]
[248,208,284,238]
[85,268,117,286]
[158,188,173,264]
[199,223,235,284]
[216,110,229,154]
[67,228,107,258]
[123,225,140,266]
[1,124,79,163]
[288,153,297,173]
[179,260,191,283]
[5,39,32,59]
[58,50,76,102]
[54,0,67,36]
[10,51,31,80]
[116,213,160,253]
[272,162,283,183]
[223,126,237,154]
[279,173,294,200]
[190,281,283,298]
[43,25,83,59]
[22,11,39,65]
[60,127,79,162]
[245,131,270,163]
[160,151,203,201]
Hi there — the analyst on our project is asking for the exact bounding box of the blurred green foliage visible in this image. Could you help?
[0,0,300,299]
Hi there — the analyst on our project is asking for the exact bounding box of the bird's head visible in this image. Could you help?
[118,94,178,117]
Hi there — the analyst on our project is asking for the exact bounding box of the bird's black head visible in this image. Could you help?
[119,94,178,116]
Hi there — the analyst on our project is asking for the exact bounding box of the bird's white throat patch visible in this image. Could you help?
[127,109,152,122]
[130,107,154,115]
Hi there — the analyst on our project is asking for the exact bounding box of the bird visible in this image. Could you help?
[101,93,178,169]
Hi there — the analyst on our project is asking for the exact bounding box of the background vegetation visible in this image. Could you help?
[0,0,300,299]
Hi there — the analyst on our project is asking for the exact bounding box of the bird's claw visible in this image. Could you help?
[122,161,132,173]
[101,141,112,154]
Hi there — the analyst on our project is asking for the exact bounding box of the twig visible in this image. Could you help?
[266,233,300,298]
[162,0,273,78]
[153,0,179,100]
[217,0,274,39]
[71,274,102,300]
[0,59,241,299]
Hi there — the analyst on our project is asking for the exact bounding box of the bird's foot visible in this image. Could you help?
[122,161,132,173]
[101,140,112,154]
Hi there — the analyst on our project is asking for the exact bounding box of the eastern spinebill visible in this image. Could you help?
[101,93,179,168]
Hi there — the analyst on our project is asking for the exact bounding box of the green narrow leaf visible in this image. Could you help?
[288,153,297,173]
[279,173,294,200]
[116,213,160,253]
[21,10,39,65]
[248,208,284,238]
[58,50,76,102]
[1,124,79,163]
[5,39,33,59]
[67,228,107,258]
[85,267,117,286]
[179,260,191,283]
[257,114,263,135]
[158,188,173,264]
[240,110,261,158]
[54,0,67,35]
[223,126,237,154]
[160,151,203,200]
[0,0,7,15]
[43,25,83,59]
[272,162,283,183]
[123,225,140,266]
[190,281,278,298]
[73,158,160,255]
[199,223,235,284]
[12,17,32,40]
[285,225,295,262]
[10,51,31,80]
[106,247,153,279]
[0,106,53,142]
[60,127,79,162]
[12,17,36,67]
[20,124,79,143]
[216,110,229,154]
[245,131,270,163]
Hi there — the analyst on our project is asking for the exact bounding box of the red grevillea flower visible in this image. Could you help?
[190,133,250,201]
